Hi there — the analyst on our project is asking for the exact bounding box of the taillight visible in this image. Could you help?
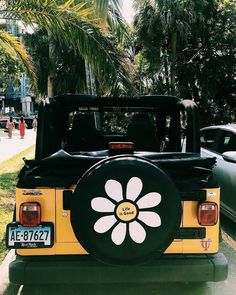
[198,202,218,226]
[19,202,41,226]
[109,142,134,156]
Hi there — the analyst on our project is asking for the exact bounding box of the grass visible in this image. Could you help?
[0,145,35,263]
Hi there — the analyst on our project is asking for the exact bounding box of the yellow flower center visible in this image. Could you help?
[116,201,138,222]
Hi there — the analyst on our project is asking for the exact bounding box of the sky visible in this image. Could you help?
[121,0,135,24]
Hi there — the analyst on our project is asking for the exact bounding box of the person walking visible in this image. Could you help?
[32,116,38,131]
[6,116,15,138]
[19,116,27,139]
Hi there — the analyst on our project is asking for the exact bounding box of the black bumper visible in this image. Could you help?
[9,253,228,285]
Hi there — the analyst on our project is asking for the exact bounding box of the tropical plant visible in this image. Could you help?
[133,0,236,124]
[134,0,209,94]
[0,48,25,91]
[0,0,133,97]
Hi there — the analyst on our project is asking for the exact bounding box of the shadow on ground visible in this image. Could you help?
[4,282,209,295]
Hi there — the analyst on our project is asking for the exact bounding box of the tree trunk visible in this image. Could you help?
[47,31,54,97]
[85,60,96,95]
[170,31,177,94]
[164,52,170,93]
[47,75,54,98]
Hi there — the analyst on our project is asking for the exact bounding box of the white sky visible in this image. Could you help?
[121,0,135,24]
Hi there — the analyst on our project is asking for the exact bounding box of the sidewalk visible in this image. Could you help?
[0,128,36,163]
[0,128,36,295]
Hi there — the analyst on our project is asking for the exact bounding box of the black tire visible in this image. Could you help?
[71,155,182,265]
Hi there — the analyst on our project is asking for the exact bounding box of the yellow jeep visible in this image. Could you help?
[6,95,228,284]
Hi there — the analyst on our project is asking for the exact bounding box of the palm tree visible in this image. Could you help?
[0,0,132,96]
[0,27,37,90]
[134,0,207,93]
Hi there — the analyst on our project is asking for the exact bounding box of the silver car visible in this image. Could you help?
[200,124,236,222]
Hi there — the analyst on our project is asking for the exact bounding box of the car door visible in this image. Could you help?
[201,128,236,221]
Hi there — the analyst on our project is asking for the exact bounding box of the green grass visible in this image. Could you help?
[0,145,35,262]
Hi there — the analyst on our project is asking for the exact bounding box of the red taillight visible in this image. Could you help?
[109,142,134,155]
[198,202,218,226]
[19,202,41,226]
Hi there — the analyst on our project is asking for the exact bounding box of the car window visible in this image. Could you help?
[216,131,236,154]
[200,130,218,151]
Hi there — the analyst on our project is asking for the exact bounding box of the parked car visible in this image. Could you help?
[200,124,236,222]
[0,118,8,130]
[24,117,34,129]
[6,95,228,285]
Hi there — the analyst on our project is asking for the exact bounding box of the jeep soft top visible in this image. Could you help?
[7,95,228,284]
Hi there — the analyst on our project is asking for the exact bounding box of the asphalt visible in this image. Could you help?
[0,128,36,295]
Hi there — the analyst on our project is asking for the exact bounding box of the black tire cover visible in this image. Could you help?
[71,155,182,265]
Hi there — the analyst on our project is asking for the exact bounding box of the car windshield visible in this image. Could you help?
[61,108,182,153]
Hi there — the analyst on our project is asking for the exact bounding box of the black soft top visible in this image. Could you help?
[48,94,196,113]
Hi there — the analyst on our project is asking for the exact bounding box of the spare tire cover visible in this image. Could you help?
[71,155,182,265]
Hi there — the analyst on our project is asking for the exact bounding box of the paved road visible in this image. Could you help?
[0,129,36,163]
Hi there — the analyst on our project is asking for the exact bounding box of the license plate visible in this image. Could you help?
[6,223,54,249]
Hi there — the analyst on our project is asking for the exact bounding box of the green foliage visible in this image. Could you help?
[0,0,133,96]
[0,48,25,89]
[22,1,134,96]
[133,0,236,125]
[0,28,37,90]
[24,29,87,95]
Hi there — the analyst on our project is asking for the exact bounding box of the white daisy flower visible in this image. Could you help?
[91,177,162,245]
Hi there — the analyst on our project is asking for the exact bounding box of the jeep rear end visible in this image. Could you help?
[7,95,228,284]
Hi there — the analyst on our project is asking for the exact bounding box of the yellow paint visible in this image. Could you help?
[165,240,183,253]
[15,187,221,256]
[16,188,56,256]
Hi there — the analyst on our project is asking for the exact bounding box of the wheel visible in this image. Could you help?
[71,155,182,265]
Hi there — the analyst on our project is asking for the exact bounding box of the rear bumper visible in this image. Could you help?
[9,253,228,285]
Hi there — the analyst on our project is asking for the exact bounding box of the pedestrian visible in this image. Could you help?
[6,116,15,138]
[32,116,38,131]
[19,116,27,139]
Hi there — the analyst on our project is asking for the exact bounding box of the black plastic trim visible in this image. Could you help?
[63,190,73,210]
[180,190,206,201]
[9,252,228,284]
[174,227,206,239]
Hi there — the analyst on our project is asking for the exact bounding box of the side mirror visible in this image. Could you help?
[222,151,236,163]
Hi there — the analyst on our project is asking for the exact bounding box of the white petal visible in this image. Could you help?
[111,222,127,245]
[138,211,161,227]
[136,192,161,209]
[91,197,115,212]
[129,221,146,244]
[105,179,123,202]
[126,177,143,201]
[94,215,117,233]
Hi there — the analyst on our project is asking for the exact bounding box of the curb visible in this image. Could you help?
[0,250,15,295]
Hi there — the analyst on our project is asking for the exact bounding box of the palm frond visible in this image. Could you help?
[0,30,37,90]
[1,0,133,95]
[107,3,130,45]
[94,0,122,20]
[1,0,98,30]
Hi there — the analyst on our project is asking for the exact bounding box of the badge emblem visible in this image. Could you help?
[200,238,212,250]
